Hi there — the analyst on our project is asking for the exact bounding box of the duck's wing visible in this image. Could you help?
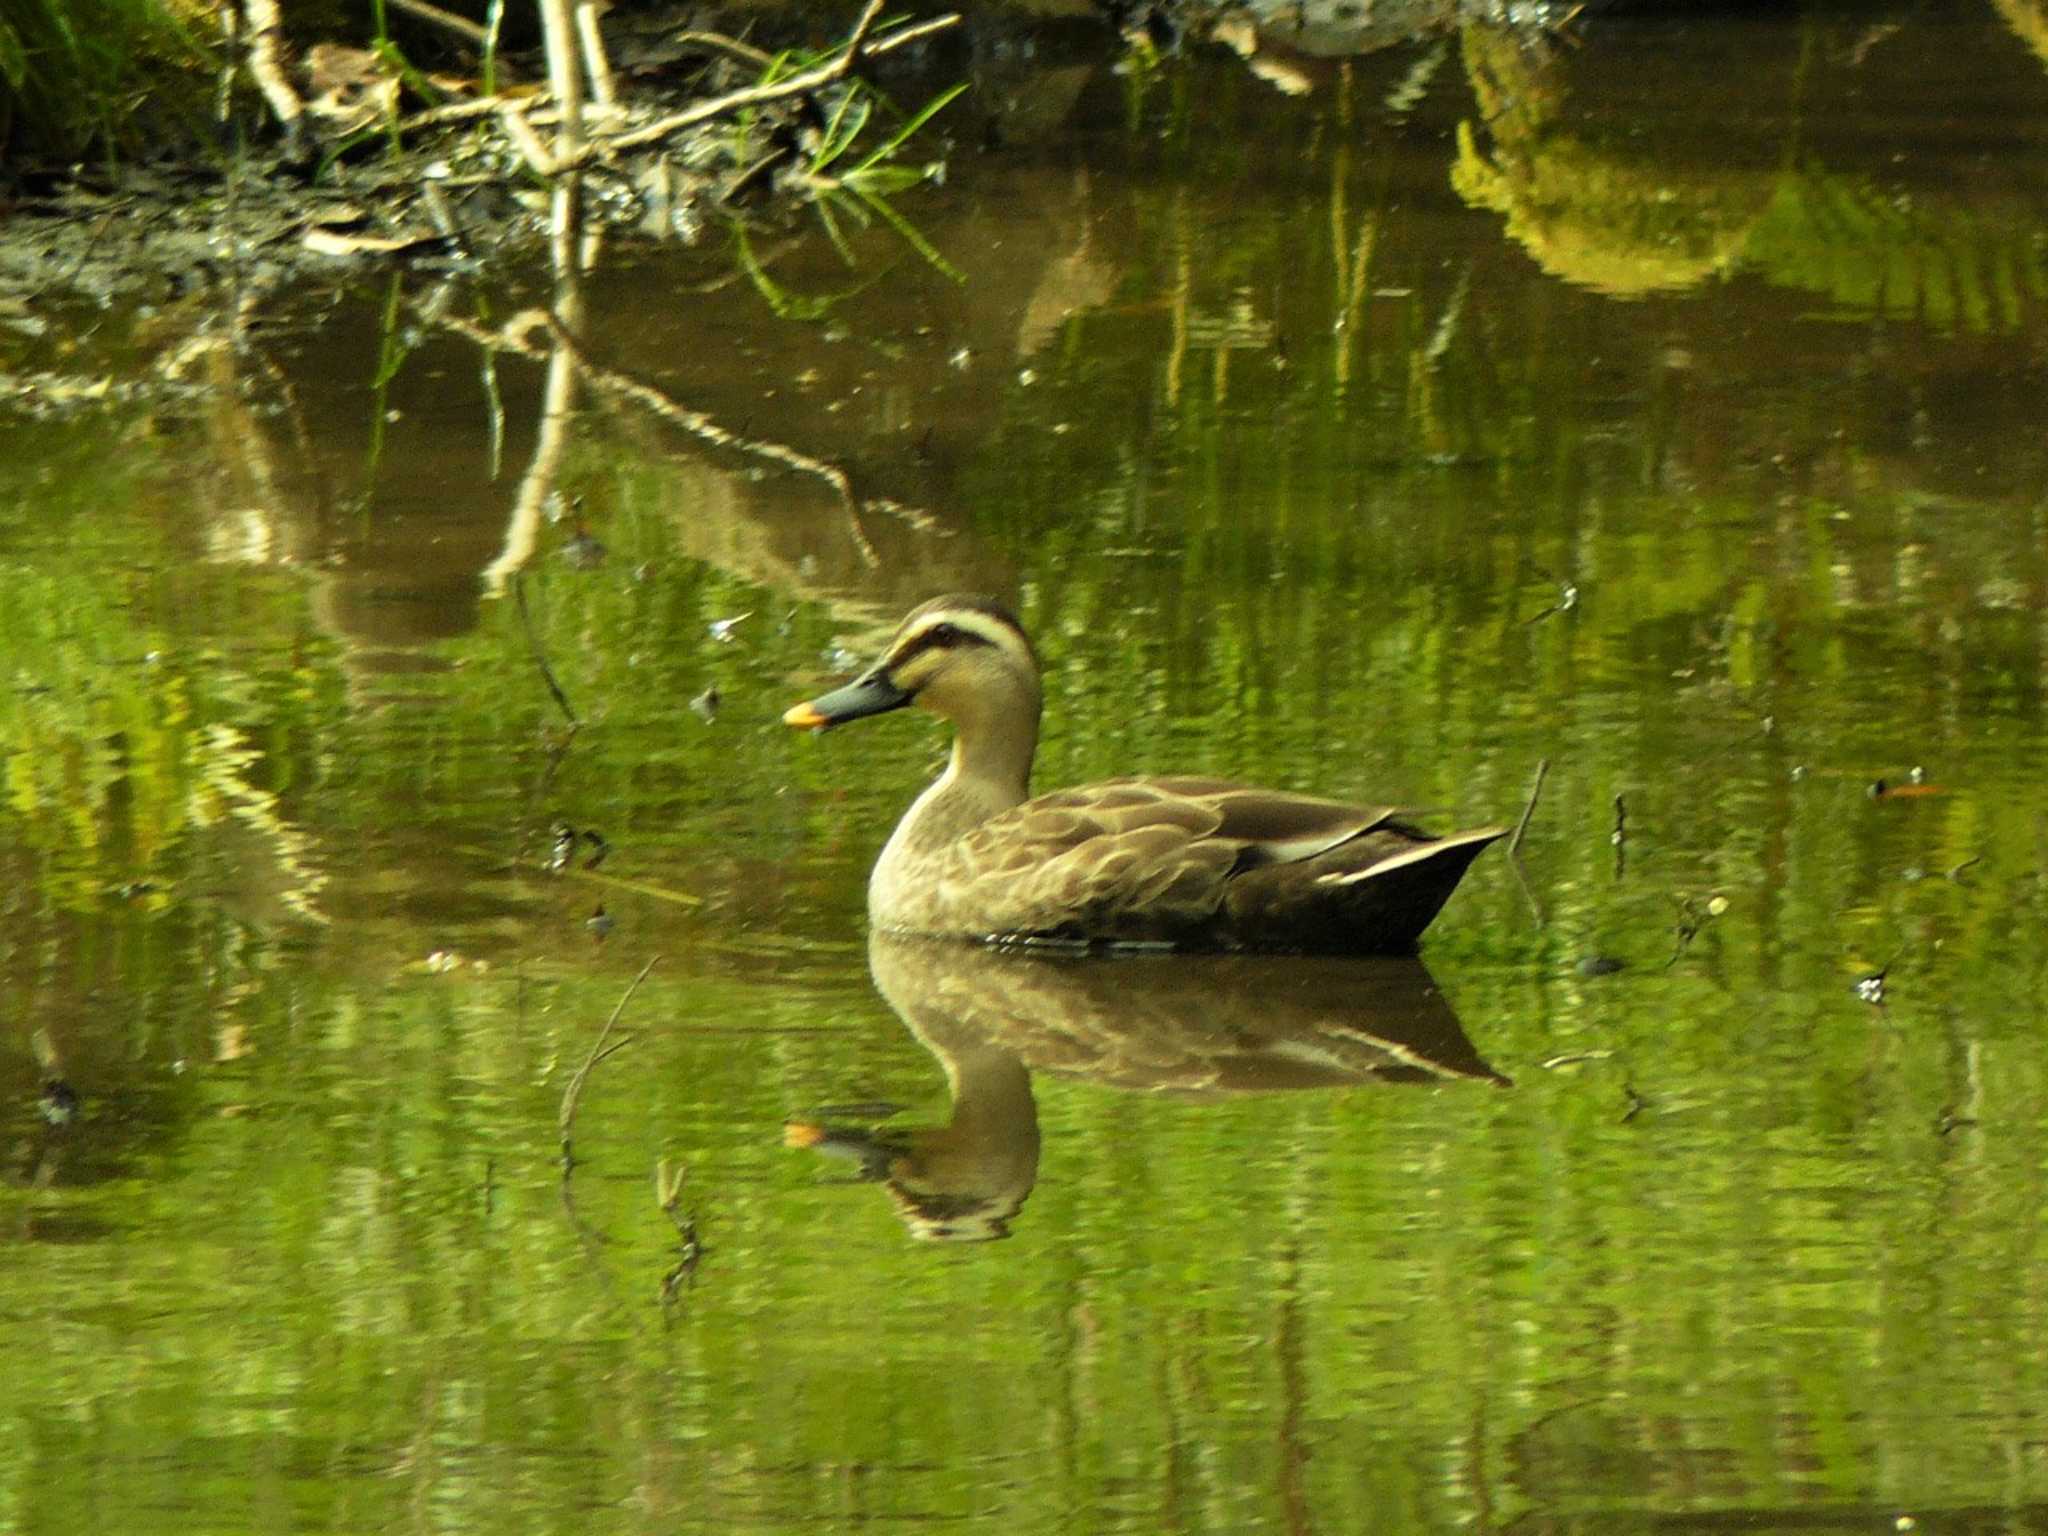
[937,776,1428,943]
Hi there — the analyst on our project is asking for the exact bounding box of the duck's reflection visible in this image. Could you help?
[785,934,1508,1244]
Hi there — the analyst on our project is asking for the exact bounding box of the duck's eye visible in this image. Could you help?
[928,623,962,646]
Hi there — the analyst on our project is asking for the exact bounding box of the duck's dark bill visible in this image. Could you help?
[782,672,913,731]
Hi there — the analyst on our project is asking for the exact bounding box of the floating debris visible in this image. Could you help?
[558,527,607,569]
[1523,568,1580,624]
[690,684,721,723]
[1856,967,1889,1005]
[38,1079,79,1127]
[547,822,580,873]
[1665,893,1726,969]
[1539,1050,1614,1070]
[1576,955,1625,978]
[708,612,753,643]
[547,823,610,871]
[587,905,614,941]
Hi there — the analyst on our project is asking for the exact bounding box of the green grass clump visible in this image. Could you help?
[0,0,214,166]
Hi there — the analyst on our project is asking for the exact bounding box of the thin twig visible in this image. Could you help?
[498,100,559,175]
[399,90,548,133]
[514,573,582,728]
[553,0,894,173]
[482,0,505,91]
[1508,851,1546,928]
[655,1155,702,1304]
[388,0,488,45]
[859,13,965,61]
[559,956,660,1166]
[1504,756,1548,927]
[1509,757,1549,859]
[671,29,775,70]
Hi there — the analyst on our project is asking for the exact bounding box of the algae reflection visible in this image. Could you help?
[1452,14,2048,321]
[787,933,1507,1244]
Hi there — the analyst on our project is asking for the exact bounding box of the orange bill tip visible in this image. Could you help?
[782,701,829,730]
[783,1121,826,1148]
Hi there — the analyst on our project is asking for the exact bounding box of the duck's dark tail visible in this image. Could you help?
[1225,824,1507,953]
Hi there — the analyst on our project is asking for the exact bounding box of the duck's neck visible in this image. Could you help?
[876,691,1039,877]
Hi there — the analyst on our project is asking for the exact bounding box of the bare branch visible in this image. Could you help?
[554,0,896,173]
[242,0,305,138]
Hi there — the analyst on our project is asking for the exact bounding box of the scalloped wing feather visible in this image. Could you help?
[915,777,1431,943]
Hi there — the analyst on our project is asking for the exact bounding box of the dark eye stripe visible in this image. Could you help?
[888,619,993,669]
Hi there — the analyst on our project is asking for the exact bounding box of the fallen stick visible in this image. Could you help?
[514,574,582,729]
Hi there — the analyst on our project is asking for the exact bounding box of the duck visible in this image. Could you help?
[783,595,1504,953]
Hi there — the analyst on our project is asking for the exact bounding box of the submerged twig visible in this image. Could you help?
[1509,757,1548,859]
[1664,898,1703,970]
[558,956,660,1169]
[1508,851,1546,928]
[656,1157,704,1307]
[1505,756,1549,926]
[513,573,582,729]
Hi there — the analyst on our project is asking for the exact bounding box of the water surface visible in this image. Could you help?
[5,8,2048,1533]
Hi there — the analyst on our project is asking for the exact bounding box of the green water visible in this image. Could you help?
[5,9,2048,1533]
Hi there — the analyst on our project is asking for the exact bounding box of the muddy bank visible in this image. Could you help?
[0,0,1591,311]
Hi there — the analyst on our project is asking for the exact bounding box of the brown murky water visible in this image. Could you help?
[4,7,2048,1533]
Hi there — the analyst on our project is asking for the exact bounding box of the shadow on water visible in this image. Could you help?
[787,933,1508,1243]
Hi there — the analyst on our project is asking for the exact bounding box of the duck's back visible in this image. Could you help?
[874,775,1502,953]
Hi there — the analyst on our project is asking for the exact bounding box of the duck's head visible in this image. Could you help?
[783,595,1041,734]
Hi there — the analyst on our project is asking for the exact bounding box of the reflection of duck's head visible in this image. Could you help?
[786,937,1509,1245]
[784,1035,1040,1244]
